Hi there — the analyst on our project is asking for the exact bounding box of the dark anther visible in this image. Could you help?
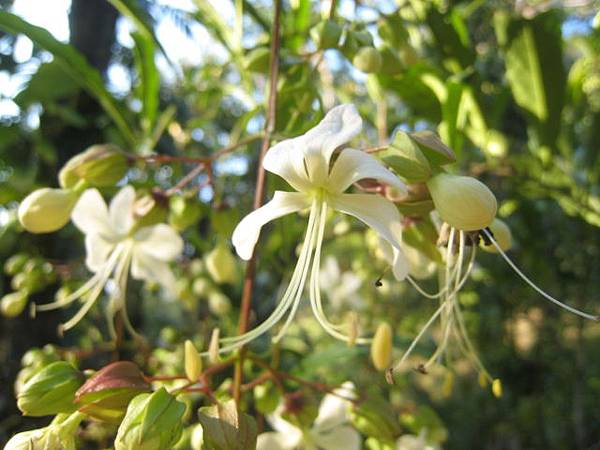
[374,278,383,288]
[480,227,494,246]
[385,368,395,385]
[414,364,428,375]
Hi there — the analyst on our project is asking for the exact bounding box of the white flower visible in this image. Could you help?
[35,186,183,337]
[257,382,360,450]
[319,256,362,311]
[226,105,408,352]
[396,431,440,450]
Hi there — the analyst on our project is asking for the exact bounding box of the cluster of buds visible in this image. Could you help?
[1,254,56,317]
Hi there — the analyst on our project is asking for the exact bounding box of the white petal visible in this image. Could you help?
[256,432,301,450]
[84,233,116,273]
[263,138,312,192]
[303,104,362,164]
[330,193,408,280]
[313,425,361,450]
[133,224,184,262]
[314,382,356,431]
[328,148,407,194]
[232,191,312,260]
[131,252,176,293]
[109,185,136,235]
[71,188,112,237]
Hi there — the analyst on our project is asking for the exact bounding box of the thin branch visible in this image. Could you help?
[233,0,283,408]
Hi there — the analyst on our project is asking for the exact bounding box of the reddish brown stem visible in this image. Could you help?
[233,0,283,409]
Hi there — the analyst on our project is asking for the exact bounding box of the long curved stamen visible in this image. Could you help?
[308,201,370,344]
[272,202,323,343]
[482,229,598,321]
[209,200,320,354]
[35,270,107,312]
[59,244,126,333]
[391,301,448,373]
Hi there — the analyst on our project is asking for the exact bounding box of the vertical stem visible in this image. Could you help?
[233,0,282,408]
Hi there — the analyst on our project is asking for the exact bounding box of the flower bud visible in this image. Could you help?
[371,322,393,371]
[427,173,497,231]
[1,290,29,317]
[18,188,79,233]
[4,253,28,275]
[59,144,128,188]
[184,340,203,382]
[75,361,152,422]
[492,379,503,398]
[350,395,401,442]
[4,415,80,450]
[208,328,220,365]
[17,361,84,416]
[208,291,232,316]
[206,243,238,284]
[114,387,186,450]
[311,20,342,49]
[169,195,203,231]
[481,218,512,253]
[352,47,382,73]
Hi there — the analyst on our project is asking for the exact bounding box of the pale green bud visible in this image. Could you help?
[184,340,203,382]
[5,413,84,450]
[1,290,29,317]
[17,361,84,416]
[59,144,128,188]
[4,253,28,275]
[205,243,237,284]
[371,322,393,371]
[208,291,232,316]
[18,188,79,233]
[114,388,186,450]
[481,218,512,253]
[311,20,342,49]
[353,47,382,73]
[427,173,497,231]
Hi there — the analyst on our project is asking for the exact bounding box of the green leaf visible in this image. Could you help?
[14,62,79,107]
[197,399,257,450]
[0,11,136,146]
[132,31,160,134]
[379,131,432,183]
[494,10,565,147]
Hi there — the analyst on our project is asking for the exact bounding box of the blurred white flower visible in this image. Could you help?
[35,186,183,337]
[257,382,360,450]
[319,256,362,311]
[226,105,408,352]
[396,431,440,450]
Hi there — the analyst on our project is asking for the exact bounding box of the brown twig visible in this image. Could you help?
[233,0,283,409]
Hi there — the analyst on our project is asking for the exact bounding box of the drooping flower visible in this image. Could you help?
[257,382,360,450]
[35,186,183,337]
[389,178,598,385]
[226,104,408,352]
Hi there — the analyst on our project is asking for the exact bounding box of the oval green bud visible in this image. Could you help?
[311,20,342,49]
[481,218,512,253]
[169,195,203,231]
[353,47,382,73]
[59,144,128,188]
[18,188,79,233]
[371,322,393,371]
[427,173,497,231]
[205,243,237,284]
[114,388,186,450]
[208,291,232,316]
[17,361,84,416]
[4,253,28,275]
[1,290,29,317]
[184,340,203,382]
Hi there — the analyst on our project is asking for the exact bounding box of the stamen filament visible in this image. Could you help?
[482,229,598,321]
